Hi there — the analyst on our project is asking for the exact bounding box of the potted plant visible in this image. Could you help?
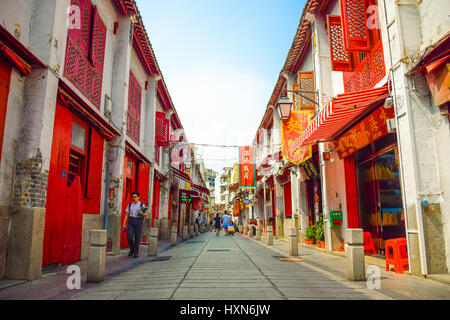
[305,225,315,245]
[315,214,325,248]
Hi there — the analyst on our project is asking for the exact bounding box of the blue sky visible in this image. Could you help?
[136,0,306,173]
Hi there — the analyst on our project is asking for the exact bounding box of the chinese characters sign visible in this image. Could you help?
[239,146,256,188]
[281,111,313,165]
[335,105,394,159]
[233,201,240,216]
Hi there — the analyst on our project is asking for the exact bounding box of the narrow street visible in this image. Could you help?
[1,0,450,307]
[69,232,383,300]
[63,232,447,300]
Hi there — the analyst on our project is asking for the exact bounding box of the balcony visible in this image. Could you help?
[343,41,385,93]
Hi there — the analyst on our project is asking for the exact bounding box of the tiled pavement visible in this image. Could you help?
[70,232,387,300]
[1,231,449,300]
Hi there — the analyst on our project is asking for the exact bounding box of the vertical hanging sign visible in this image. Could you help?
[281,110,313,165]
[239,146,256,188]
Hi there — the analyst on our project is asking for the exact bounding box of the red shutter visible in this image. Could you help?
[298,71,316,111]
[155,111,165,142]
[340,0,370,52]
[79,0,93,56]
[137,163,150,206]
[327,15,353,72]
[83,128,104,214]
[68,0,92,54]
[159,119,170,147]
[127,71,142,144]
[90,7,107,74]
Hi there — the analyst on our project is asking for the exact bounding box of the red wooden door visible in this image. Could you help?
[43,103,73,266]
[151,178,160,227]
[62,176,83,265]
[121,155,137,248]
[283,182,292,217]
[0,57,11,164]
[136,163,150,206]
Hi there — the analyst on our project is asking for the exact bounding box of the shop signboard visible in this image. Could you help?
[335,105,395,159]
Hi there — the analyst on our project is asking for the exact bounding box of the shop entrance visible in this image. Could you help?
[356,141,406,256]
[121,155,137,248]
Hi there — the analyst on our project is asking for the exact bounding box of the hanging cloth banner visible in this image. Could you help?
[281,111,313,165]
[239,146,256,188]
[233,201,240,216]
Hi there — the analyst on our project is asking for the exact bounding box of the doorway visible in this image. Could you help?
[356,147,406,256]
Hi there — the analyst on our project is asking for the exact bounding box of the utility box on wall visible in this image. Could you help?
[330,211,342,227]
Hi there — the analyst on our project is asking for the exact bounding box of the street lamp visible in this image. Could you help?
[276,95,293,123]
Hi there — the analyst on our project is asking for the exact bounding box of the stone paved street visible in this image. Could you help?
[1,231,450,300]
[67,232,395,300]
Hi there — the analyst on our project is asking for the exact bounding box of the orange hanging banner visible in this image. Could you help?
[239,146,256,188]
[281,111,313,165]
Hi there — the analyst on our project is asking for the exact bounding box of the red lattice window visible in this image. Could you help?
[327,15,353,72]
[127,71,142,145]
[90,8,107,73]
[340,0,370,51]
[155,111,169,147]
[64,0,106,109]
[342,42,385,93]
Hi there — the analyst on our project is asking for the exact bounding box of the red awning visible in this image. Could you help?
[292,85,390,148]
[193,184,210,195]
[170,166,191,183]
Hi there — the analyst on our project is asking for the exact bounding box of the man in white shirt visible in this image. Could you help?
[222,210,231,236]
[122,192,144,258]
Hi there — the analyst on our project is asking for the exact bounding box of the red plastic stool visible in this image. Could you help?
[385,238,409,274]
[363,232,376,255]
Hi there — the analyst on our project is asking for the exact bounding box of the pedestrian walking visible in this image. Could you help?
[222,210,232,236]
[122,192,148,258]
[214,213,222,236]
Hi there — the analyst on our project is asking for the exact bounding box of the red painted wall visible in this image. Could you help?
[344,155,360,228]
[0,57,11,164]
